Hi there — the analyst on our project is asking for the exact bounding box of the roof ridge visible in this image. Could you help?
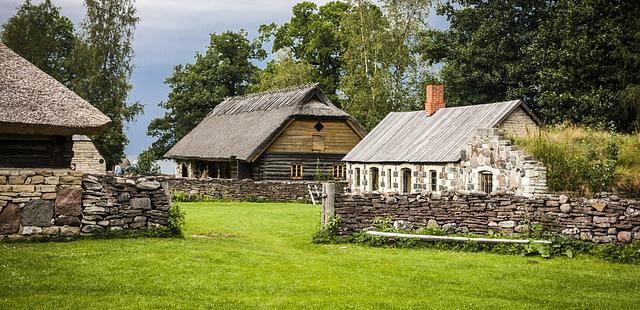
[223,82,319,101]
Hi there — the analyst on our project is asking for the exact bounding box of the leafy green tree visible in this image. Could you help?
[530,0,640,131]
[419,0,547,109]
[147,30,265,159]
[249,48,315,93]
[340,0,433,130]
[70,0,143,169]
[127,149,161,176]
[1,0,76,85]
[261,1,351,104]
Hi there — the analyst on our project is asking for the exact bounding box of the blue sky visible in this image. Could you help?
[0,0,448,173]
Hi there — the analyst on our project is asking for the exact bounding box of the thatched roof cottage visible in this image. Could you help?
[0,43,110,169]
[165,84,365,180]
[343,84,547,197]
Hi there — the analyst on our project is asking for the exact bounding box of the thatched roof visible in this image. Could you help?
[343,100,539,163]
[0,43,111,135]
[165,84,365,162]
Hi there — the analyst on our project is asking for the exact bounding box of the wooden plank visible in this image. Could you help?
[267,119,362,154]
[321,183,335,226]
[366,231,552,244]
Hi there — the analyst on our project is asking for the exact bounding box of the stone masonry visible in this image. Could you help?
[333,191,640,244]
[0,169,171,240]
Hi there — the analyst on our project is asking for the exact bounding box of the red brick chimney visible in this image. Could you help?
[425,84,445,116]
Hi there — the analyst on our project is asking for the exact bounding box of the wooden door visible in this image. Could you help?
[402,169,412,193]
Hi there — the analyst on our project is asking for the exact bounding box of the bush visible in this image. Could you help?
[514,125,622,195]
[171,191,218,202]
[312,215,343,243]
[165,204,186,237]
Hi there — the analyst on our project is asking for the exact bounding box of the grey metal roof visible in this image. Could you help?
[164,84,365,162]
[342,100,536,163]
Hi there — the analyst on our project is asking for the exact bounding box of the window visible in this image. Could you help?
[387,169,392,190]
[333,163,345,179]
[314,122,324,132]
[290,163,303,179]
[480,172,493,193]
[355,168,361,186]
[312,135,325,152]
[430,170,437,191]
[401,168,412,193]
[370,168,379,191]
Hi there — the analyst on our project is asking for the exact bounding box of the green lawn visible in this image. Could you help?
[1,202,638,309]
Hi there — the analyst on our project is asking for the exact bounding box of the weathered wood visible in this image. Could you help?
[256,153,345,181]
[267,119,361,154]
[0,134,73,168]
[366,231,552,244]
[322,182,335,226]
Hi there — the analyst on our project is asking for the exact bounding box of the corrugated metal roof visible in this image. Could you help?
[164,84,365,162]
[342,100,531,163]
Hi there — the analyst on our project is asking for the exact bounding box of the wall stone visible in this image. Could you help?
[160,177,342,202]
[0,169,171,241]
[333,191,640,244]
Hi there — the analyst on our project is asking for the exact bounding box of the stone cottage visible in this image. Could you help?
[342,84,547,197]
[165,84,366,181]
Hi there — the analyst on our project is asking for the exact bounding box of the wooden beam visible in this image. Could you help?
[365,231,552,244]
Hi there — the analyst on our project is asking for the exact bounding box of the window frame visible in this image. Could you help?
[430,170,437,191]
[332,163,345,179]
[290,163,303,179]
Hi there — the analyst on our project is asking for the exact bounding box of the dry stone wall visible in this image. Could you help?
[0,169,171,240]
[162,177,344,202]
[334,191,640,244]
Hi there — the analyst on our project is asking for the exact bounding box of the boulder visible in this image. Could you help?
[498,220,515,228]
[81,224,102,233]
[21,226,43,235]
[55,187,83,216]
[117,192,131,202]
[617,231,632,243]
[130,198,152,210]
[82,180,103,191]
[0,203,20,234]
[426,219,439,228]
[136,181,161,191]
[60,226,81,236]
[558,194,569,204]
[560,204,572,213]
[21,199,53,226]
[515,224,529,233]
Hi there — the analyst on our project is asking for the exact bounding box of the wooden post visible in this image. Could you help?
[322,182,335,226]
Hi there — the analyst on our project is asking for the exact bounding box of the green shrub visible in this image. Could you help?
[171,191,218,202]
[312,215,343,243]
[165,204,186,237]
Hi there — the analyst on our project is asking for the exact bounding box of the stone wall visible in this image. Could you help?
[497,106,539,137]
[333,191,640,244]
[162,177,343,202]
[0,169,171,240]
[71,138,106,174]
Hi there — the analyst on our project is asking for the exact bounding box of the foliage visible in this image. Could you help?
[340,0,434,130]
[421,0,640,131]
[170,191,218,203]
[1,202,639,308]
[165,204,185,237]
[248,48,315,93]
[261,1,351,104]
[146,30,265,159]
[1,0,76,85]
[126,149,161,176]
[70,0,143,169]
[420,0,546,109]
[513,126,631,195]
[312,215,343,243]
[353,220,640,263]
[531,0,640,131]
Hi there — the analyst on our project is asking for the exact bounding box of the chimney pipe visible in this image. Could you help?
[425,84,445,116]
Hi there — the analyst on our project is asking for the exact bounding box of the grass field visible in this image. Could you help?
[1,202,639,309]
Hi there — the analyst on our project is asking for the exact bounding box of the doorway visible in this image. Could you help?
[370,167,379,191]
[401,168,412,193]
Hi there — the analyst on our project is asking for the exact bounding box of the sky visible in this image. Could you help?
[0,0,448,173]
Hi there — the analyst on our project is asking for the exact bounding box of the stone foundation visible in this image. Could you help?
[0,169,171,240]
[333,191,640,244]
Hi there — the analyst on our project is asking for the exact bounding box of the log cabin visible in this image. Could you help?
[164,84,366,181]
[343,84,547,197]
[0,43,110,170]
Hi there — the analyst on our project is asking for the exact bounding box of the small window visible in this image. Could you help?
[333,163,345,179]
[370,167,379,191]
[290,163,303,179]
[387,169,392,190]
[430,170,437,191]
[480,172,493,193]
[355,168,361,186]
[314,122,324,132]
[312,135,325,152]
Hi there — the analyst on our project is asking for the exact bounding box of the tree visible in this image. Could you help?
[530,0,640,131]
[419,0,547,109]
[261,1,351,104]
[147,30,265,159]
[1,0,76,85]
[249,48,315,93]
[127,149,161,176]
[340,0,433,130]
[70,0,142,169]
